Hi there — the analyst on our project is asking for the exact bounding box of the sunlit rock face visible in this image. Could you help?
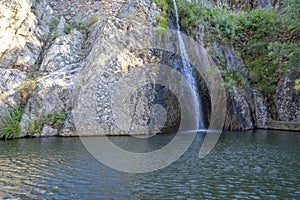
[0,0,52,129]
[276,70,300,122]
[0,0,52,70]
[1,0,170,137]
[19,28,84,137]
[73,15,180,136]
[65,0,174,136]
[0,69,28,120]
[0,0,85,137]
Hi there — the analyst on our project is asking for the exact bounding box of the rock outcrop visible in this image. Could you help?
[276,70,300,122]
[1,0,170,137]
[208,41,256,130]
[73,16,178,135]
[0,0,52,124]
[252,88,269,128]
[0,0,52,70]
[0,69,27,118]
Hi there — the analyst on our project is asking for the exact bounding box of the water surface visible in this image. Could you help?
[0,130,299,199]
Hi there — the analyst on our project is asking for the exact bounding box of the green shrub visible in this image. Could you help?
[220,70,245,90]
[176,1,239,43]
[26,111,66,136]
[235,8,299,96]
[0,105,24,140]
[153,0,171,32]
[174,0,299,111]
[47,111,66,126]
[27,120,43,137]
[48,17,60,40]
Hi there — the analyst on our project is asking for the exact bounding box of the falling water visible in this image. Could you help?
[172,0,204,129]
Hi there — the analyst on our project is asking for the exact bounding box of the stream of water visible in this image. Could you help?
[172,0,204,129]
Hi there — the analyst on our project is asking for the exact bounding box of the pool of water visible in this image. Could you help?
[0,130,299,199]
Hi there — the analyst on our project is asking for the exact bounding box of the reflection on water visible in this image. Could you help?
[0,130,299,199]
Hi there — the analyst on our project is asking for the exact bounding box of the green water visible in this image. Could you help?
[0,130,299,199]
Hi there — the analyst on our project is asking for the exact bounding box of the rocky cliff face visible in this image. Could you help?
[0,0,52,123]
[202,0,299,131]
[1,0,176,137]
[0,0,52,70]
[0,0,298,138]
[192,0,299,131]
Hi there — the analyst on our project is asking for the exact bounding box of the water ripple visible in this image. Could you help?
[0,131,299,199]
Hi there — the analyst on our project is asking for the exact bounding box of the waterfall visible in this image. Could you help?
[172,0,204,129]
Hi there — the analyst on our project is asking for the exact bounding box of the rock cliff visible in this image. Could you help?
[0,0,299,138]
[190,0,299,131]
[1,0,180,137]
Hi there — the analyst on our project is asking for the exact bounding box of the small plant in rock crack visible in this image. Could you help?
[65,16,89,34]
[295,79,300,91]
[17,78,39,105]
[27,119,43,137]
[48,17,60,33]
[46,111,66,129]
[26,111,67,137]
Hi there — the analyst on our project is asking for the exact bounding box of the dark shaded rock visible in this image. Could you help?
[224,86,254,130]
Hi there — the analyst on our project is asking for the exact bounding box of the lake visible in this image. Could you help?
[0,130,299,199]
